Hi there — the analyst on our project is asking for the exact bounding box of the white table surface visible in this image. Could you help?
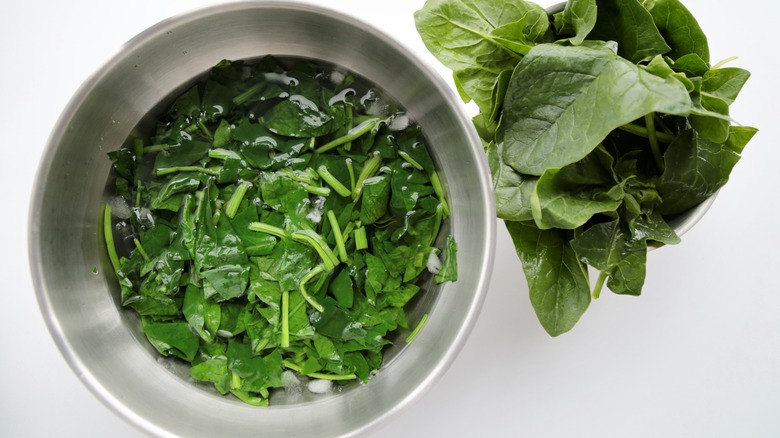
[3,0,779,436]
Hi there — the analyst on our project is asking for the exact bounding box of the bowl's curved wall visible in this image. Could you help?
[29,2,495,437]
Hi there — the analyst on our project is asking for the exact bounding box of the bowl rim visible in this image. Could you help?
[27,1,496,436]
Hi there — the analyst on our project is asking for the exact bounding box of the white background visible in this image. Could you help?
[3,0,779,436]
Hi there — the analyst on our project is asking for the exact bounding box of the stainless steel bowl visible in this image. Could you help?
[28,2,495,436]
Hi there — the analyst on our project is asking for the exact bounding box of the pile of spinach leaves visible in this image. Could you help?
[415,0,756,336]
[103,56,456,405]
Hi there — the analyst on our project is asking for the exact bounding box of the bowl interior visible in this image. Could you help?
[29,2,495,437]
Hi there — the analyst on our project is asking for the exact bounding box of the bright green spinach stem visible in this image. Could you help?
[282,360,357,381]
[102,204,121,273]
[291,229,339,270]
[326,210,348,263]
[248,222,287,239]
[398,151,424,171]
[225,181,252,219]
[156,166,221,177]
[317,166,352,197]
[143,144,169,153]
[354,226,368,250]
[315,117,380,154]
[644,113,665,172]
[281,290,290,348]
[209,148,241,161]
[303,184,331,197]
[298,264,326,313]
[592,271,608,299]
[133,238,150,262]
[345,158,356,192]
[619,122,676,144]
[133,138,144,161]
[405,313,429,343]
[352,152,383,202]
[430,171,450,218]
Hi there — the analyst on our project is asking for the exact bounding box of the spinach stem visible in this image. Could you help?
[197,120,213,140]
[303,184,331,197]
[317,166,352,197]
[711,55,738,70]
[156,166,221,177]
[279,168,318,185]
[398,151,424,171]
[133,138,144,161]
[354,226,368,250]
[342,222,355,244]
[405,313,429,343]
[592,271,608,299]
[233,82,266,105]
[281,290,290,348]
[352,152,382,202]
[644,113,665,172]
[253,338,269,354]
[430,171,451,218]
[248,222,287,239]
[326,210,348,262]
[231,372,242,390]
[291,229,339,270]
[282,360,302,372]
[305,372,357,381]
[344,104,354,151]
[298,264,326,313]
[143,144,169,153]
[618,122,676,144]
[282,360,356,380]
[135,180,142,208]
[208,148,240,161]
[345,158,356,192]
[225,181,252,219]
[133,238,150,262]
[102,204,122,273]
[315,117,380,154]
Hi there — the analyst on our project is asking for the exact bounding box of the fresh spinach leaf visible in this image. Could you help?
[553,0,597,45]
[505,220,590,336]
[643,0,710,62]
[589,0,671,63]
[500,43,691,175]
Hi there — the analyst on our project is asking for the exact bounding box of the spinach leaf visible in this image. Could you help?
[104,56,457,403]
[702,67,751,105]
[553,0,597,45]
[415,0,755,336]
[659,127,755,214]
[142,319,200,362]
[570,219,647,296]
[505,220,591,336]
[434,235,458,284]
[500,43,691,175]
[414,0,551,115]
[531,146,624,230]
[487,141,537,222]
[643,0,710,62]
[589,0,671,63]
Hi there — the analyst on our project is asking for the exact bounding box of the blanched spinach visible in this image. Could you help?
[104,57,456,405]
[416,0,755,335]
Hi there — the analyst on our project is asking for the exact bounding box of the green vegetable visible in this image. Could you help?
[416,0,755,335]
[104,56,457,404]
